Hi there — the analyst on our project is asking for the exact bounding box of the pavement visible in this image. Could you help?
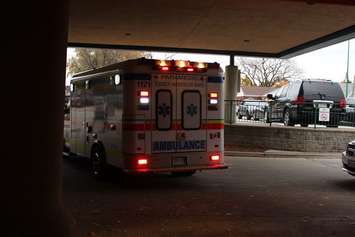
[225,150,341,159]
[63,155,355,237]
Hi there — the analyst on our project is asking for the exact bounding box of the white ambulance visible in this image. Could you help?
[64,58,227,178]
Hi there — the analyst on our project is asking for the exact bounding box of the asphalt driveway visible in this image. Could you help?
[63,156,355,237]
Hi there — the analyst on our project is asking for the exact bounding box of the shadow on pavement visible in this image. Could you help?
[63,155,200,193]
[330,179,355,192]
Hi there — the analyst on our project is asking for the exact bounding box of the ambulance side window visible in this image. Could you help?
[71,80,85,108]
[90,77,114,95]
[73,81,85,96]
[156,90,172,130]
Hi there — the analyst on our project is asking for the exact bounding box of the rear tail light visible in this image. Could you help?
[186,67,194,72]
[135,155,150,171]
[340,98,346,109]
[210,154,220,161]
[295,96,304,105]
[161,66,170,71]
[137,158,148,166]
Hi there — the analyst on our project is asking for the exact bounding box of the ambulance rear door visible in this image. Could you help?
[176,74,207,153]
[151,73,177,153]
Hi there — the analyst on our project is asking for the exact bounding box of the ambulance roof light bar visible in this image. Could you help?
[196,62,206,69]
[159,60,169,67]
[154,60,208,72]
[176,60,188,68]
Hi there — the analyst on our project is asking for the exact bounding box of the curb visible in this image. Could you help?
[224,150,341,159]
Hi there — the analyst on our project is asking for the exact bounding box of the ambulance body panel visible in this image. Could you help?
[64,58,226,173]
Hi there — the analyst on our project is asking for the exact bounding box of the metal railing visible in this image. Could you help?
[224,99,355,129]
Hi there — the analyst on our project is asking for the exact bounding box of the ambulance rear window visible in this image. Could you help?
[182,91,201,130]
[156,90,172,130]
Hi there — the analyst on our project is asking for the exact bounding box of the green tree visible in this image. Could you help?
[67,48,151,75]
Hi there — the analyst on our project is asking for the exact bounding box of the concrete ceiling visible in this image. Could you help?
[68,0,355,58]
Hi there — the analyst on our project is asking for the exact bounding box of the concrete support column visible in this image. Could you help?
[224,56,240,124]
[351,75,355,97]
[3,1,72,236]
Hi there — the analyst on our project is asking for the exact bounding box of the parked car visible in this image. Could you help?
[342,140,355,176]
[237,100,268,120]
[266,79,346,127]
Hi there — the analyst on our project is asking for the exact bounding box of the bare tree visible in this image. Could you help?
[238,57,302,87]
[67,48,151,76]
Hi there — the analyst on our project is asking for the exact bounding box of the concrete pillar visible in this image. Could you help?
[3,1,72,236]
[224,56,240,124]
[351,75,355,97]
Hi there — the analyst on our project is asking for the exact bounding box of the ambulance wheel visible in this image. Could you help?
[62,138,72,158]
[90,145,107,180]
[171,170,196,177]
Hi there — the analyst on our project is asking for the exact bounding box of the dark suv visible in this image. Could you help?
[266,79,346,127]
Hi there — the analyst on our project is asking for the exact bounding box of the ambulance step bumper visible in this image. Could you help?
[124,164,228,173]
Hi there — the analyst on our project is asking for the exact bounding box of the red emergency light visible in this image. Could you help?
[209,92,218,98]
[161,66,170,71]
[209,92,219,105]
[140,91,149,97]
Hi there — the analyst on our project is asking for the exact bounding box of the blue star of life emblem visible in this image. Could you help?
[187,104,197,117]
[158,103,170,117]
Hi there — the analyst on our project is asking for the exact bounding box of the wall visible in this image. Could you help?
[225,124,355,152]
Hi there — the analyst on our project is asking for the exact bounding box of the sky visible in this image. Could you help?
[67,38,354,83]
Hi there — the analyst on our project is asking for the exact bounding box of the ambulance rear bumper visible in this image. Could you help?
[124,163,228,173]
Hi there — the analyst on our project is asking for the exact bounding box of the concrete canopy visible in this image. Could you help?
[68,0,355,57]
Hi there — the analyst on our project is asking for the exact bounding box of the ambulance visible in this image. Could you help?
[64,58,227,178]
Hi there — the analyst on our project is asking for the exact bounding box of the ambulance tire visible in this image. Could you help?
[171,170,196,177]
[90,144,108,180]
[62,138,72,158]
